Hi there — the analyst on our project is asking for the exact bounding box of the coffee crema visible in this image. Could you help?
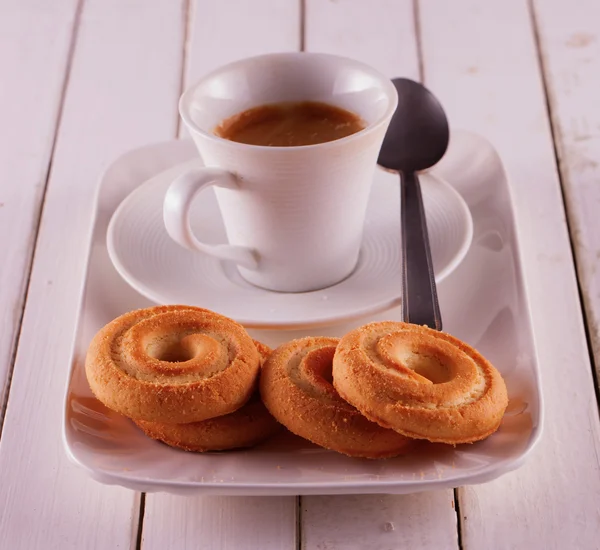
[215,101,365,147]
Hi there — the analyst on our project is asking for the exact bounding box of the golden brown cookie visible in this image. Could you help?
[134,391,281,452]
[333,322,509,444]
[85,305,260,423]
[259,336,412,459]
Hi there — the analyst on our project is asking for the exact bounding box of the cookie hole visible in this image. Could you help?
[146,340,195,363]
[404,353,452,384]
[321,366,334,385]
[299,346,336,390]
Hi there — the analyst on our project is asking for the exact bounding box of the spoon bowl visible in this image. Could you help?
[378,78,450,173]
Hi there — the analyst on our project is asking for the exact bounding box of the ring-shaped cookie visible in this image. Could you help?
[85,305,260,423]
[333,322,508,444]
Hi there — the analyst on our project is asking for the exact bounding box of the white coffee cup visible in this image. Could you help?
[164,52,398,293]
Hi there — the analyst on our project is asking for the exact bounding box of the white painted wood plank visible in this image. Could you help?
[0,0,78,414]
[0,1,185,549]
[532,0,600,379]
[185,0,301,80]
[302,494,457,550]
[141,2,300,549]
[303,2,458,549]
[143,495,298,550]
[304,0,420,80]
[419,0,600,548]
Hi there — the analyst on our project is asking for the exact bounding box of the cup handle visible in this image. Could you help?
[163,167,259,269]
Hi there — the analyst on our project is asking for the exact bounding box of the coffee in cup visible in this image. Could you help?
[215,101,365,147]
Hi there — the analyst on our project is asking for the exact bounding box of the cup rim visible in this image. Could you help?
[179,52,399,152]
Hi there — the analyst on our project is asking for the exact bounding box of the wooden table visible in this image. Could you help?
[1,1,599,548]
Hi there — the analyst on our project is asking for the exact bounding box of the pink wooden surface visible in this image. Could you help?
[1,1,599,548]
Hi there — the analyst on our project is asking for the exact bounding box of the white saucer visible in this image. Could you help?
[107,153,473,328]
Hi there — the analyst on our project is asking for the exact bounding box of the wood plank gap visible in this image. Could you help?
[526,0,600,405]
[300,0,306,52]
[412,0,425,83]
[136,493,147,550]
[296,496,303,550]
[176,0,193,137]
[453,489,464,550]
[0,0,85,439]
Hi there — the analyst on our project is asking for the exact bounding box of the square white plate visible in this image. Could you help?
[63,133,542,495]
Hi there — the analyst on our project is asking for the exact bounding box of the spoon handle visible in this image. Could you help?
[400,171,443,331]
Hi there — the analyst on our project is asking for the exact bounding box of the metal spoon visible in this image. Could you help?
[378,78,450,330]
